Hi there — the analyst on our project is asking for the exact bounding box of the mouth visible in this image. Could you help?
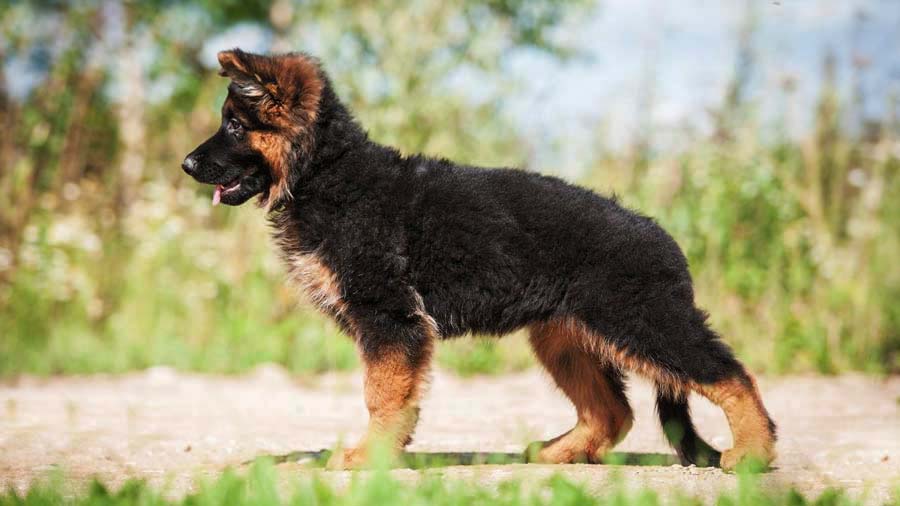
[212,177,242,206]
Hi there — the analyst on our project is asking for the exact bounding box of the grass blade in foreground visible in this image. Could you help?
[2,460,892,506]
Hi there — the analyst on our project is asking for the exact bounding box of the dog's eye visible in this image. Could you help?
[227,118,243,135]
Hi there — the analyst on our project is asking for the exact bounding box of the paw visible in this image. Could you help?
[326,447,368,470]
[525,426,615,464]
[528,441,589,464]
[720,446,775,472]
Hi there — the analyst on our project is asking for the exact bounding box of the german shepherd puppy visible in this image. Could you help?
[183,49,776,471]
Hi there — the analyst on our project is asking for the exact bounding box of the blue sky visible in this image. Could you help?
[498,0,900,170]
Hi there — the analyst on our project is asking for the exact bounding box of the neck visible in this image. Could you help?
[272,76,385,213]
[304,80,370,174]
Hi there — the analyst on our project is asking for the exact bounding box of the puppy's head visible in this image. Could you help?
[182,49,324,208]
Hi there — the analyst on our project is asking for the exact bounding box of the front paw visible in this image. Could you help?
[326,447,368,470]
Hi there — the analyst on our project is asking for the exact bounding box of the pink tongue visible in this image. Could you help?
[212,185,222,206]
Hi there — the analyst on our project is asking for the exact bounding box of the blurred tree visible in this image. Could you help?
[0,0,586,276]
[0,0,591,375]
[2,0,895,375]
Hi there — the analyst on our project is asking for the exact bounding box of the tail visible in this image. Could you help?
[656,391,720,467]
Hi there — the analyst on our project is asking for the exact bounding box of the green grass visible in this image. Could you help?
[435,333,536,376]
[1,93,898,378]
[2,460,887,506]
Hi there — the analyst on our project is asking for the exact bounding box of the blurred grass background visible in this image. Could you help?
[0,0,898,377]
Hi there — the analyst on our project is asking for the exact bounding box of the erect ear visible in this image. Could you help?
[216,49,322,121]
[217,48,279,101]
[217,48,250,78]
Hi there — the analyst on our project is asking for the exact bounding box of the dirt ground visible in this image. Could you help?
[0,367,898,503]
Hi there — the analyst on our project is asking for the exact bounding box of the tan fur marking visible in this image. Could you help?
[540,317,690,398]
[217,51,250,76]
[328,341,433,469]
[219,51,324,209]
[287,55,324,131]
[281,250,354,336]
[411,290,441,340]
[694,376,776,468]
[264,53,323,158]
[363,346,427,438]
[247,130,293,207]
[531,317,775,468]
[324,290,437,469]
[528,319,634,463]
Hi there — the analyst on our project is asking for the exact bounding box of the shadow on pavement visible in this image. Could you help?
[251,450,684,468]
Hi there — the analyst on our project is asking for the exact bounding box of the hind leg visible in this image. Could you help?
[660,314,777,470]
[527,319,633,464]
[581,302,776,471]
[693,370,776,470]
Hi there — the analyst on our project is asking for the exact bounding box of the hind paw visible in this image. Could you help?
[525,425,616,464]
[720,446,775,472]
[326,447,368,470]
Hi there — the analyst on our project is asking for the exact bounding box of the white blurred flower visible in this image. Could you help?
[31,122,49,144]
[62,182,81,201]
[198,281,217,299]
[46,216,99,253]
[197,250,218,270]
[160,217,184,239]
[847,168,866,188]
[87,298,104,319]
[48,250,73,301]
[0,248,11,271]
[48,220,77,245]
[79,233,101,254]
[148,201,169,221]
[24,225,38,242]
[19,244,39,268]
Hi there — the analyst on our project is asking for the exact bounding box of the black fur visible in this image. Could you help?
[182,87,274,206]
[287,87,745,381]
[656,393,720,466]
[184,51,777,465]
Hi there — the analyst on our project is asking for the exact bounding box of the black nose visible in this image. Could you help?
[182,155,197,175]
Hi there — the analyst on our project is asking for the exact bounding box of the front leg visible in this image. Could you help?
[327,318,434,469]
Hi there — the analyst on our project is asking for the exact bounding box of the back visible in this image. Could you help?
[404,161,686,336]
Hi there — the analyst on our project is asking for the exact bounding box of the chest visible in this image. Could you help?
[271,211,348,317]
[282,249,345,314]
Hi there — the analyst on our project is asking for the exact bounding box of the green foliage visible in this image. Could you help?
[0,460,884,506]
[436,334,535,376]
[582,125,899,373]
[0,0,586,377]
[4,122,895,376]
[1,1,897,377]
[0,188,358,375]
